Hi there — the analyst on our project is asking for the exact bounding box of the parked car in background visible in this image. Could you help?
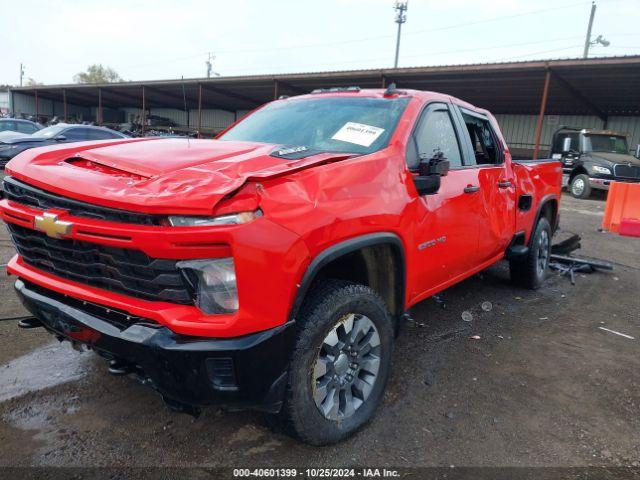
[0,118,43,135]
[0,123,126,169]
[552,126,640,198]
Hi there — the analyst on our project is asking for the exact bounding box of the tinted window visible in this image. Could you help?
[553,132,580,153]
[220,97,410,155]
[461,111,502,165]
[38,125,68,138]
[15,122,37,134]
[411,107,462,169]
[86,129,119,140]
[0,121,16,132]
[63,128,89,141]
[585,134,628,154]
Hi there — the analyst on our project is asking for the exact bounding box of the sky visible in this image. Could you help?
[1,0,639,86]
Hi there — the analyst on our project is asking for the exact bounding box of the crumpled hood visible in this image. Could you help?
[6,137,353,215]
[588,152,640,166]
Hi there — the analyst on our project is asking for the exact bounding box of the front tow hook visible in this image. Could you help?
[18,317,44,329]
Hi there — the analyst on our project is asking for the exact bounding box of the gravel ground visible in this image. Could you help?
[0,191,638,470]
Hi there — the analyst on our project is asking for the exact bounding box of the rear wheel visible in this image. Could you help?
[510,217,552,289]
[276,280,394,445]
[570,173,591,199]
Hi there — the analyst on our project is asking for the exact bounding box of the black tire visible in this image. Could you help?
[509,217,552,290]
[570,173,592,199]
[276,279,394,445]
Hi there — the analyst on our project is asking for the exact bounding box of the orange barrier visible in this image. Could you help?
[602,182,640,233]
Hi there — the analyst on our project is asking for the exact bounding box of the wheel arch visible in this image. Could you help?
[288,233,406,323]
[569,166,588,182]
[532,194,559,241]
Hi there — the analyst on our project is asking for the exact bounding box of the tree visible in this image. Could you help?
[74,64,122,84]
[26,78,43,86]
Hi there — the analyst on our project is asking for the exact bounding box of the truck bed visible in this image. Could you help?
[513,160,563,242]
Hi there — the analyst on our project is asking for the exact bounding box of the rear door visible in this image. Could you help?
[408,102,484,300]
[452,105,516,264]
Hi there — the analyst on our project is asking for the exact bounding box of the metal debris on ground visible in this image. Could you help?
[549,254,614,285]
[432,294,446,309]
[461,311,473,322]
[551,234,581,255]
[598,327,635,340]
[548,233,613,285]
[469,335,481,340]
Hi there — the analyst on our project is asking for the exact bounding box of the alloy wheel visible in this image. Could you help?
[311,313,381,421]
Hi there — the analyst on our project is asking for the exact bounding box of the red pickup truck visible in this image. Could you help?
[1,86,561,445]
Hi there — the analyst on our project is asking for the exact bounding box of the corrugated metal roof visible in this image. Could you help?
[9,55,640,116]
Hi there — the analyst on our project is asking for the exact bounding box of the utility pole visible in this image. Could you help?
[582,2,610,58]
[19,63,25,87]
[393,1,408,69]
[206,52,214,78]
[583,2,596,58]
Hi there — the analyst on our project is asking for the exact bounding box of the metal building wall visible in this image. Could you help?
[118,107,235,131]
[190,109,235,130]
[607,117,640,149]
[11,92,91,120]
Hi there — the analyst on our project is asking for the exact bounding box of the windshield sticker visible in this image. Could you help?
[332,122,385,147]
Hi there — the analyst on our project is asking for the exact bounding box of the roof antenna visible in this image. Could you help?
[181,76,190,147]
[384,82,397,96]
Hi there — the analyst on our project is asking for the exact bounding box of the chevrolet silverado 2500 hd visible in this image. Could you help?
[0,86,561,445]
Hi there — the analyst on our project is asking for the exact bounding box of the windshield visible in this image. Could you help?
[37,125,67,138]
[219,97,410,154]
[584,134,629,154]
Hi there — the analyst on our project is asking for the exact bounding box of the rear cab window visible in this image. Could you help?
[458,108,503,166]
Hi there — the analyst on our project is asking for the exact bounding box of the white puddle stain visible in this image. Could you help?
[0,342,90,403]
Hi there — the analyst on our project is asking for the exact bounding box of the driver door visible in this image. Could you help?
[408,102,483,301]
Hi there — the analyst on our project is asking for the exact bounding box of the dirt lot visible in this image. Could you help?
[0,190,638,470]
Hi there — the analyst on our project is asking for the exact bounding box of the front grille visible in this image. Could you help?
[3,176,164,226]
[7,223,192,305]
[613,164,640,180]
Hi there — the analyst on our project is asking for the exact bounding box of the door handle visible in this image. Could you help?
[464,185,480,193]
[498,180,513,189]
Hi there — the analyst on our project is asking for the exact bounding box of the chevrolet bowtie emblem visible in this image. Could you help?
[34,212,73,239]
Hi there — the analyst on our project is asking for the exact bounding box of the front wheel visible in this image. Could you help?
[570,173,592,199]
[510,217,552,290]
[277,280,394,445]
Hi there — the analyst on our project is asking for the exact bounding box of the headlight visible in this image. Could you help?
[592,166,611,175]
[167,210,262,227]
[177,258,238,314]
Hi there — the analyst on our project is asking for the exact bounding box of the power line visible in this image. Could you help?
[215,0,588,55]
[123,0,589,72]
[212,37,595,75]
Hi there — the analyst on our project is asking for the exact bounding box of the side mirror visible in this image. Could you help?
[413,151,450,196]
[562,137,572,153]
[55,135,67,141]
[635,144,640,159]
